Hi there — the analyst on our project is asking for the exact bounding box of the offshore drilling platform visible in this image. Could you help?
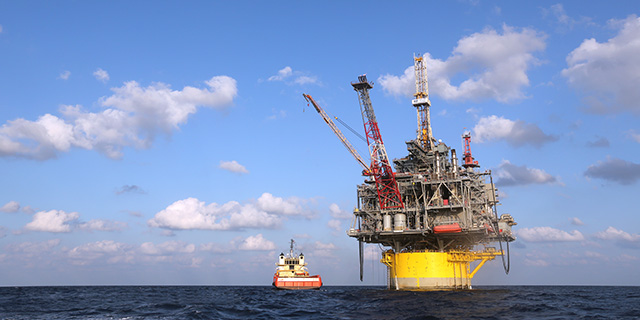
[304,56,517,290]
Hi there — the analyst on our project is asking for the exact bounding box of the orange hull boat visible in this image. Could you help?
[272,274,322,290]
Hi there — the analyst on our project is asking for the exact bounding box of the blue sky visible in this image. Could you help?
[1,1,639,286]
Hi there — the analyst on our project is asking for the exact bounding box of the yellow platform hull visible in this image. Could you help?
[381,250,501,290]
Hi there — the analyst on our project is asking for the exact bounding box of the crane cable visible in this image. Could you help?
[334,116,367,143]
[304,97,366,143]
[490,175,510,275]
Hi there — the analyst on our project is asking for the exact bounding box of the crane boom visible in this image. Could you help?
[351,75,404,210]
[303,93,370,174]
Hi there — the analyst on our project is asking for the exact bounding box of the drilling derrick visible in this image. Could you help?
[342,58,518,290]
[412,55,436,151]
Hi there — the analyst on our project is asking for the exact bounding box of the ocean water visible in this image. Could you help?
[0,286,639,319]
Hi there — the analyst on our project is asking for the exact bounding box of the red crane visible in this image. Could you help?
[351,75,404,210]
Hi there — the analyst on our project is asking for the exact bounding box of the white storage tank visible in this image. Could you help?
[383,214,392,231]
[394,213,406,231]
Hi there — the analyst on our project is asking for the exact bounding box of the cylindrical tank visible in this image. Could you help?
[451,149,458,177]
[381,250,501,290]
[394,213,406,230]
[383,215,392,231]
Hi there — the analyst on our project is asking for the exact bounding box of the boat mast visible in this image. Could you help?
[289,239,295,258]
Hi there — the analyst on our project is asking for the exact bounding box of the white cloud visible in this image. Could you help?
[0,76,237,160]
[21,205,35,214]
[238,234,276,251]
[524,258,550,267]
[541,3,579,31]
[24,210,79,233]
[0,201,20,213]
[378,25,546,103]
[312,242,333,251]
[58,70,71,80]
[329,203,351,219]
[148,193,309,231]
[628,130,640,143]
[594,226,640,242]
[542,3,594,32]
[268,66,292,81]
[584,156,640,185]
[570,217,585,226]
[148,197,229,230]
[20,209,125,233]
[201,235,276,252]
[495,160,556,186]
[473,115,557,148]
[312,241,337,257]
[615,254,640,262]
[6,239,61,253]
[549,4,572,25]
[219,160,249,174]
[68,240,130,261]
[71,240,129,255]
[5,239,64,266]
[517,226,585,242]
[0,113,77,160]
[226,204,282,229]
[140,240,195,255]
[584,251,608,260]
[267,66,318,85]
[93,68,110,83]
[466,107,480,114]
[78,219,128,232]
[562,15,640,114]
[294,76,318,85]
[199,242,232,253]
[328,219,341,231]
[255,193,306,216]
[378,66,414,97]
[266,109,286,121]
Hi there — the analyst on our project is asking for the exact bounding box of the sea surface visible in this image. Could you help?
[0,285,639,319]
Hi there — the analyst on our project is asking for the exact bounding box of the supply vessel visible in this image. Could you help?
[272,239,323,290]
[304,56,517,290]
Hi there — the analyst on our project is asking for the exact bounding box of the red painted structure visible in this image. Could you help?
[272,274,322,290]
[352,75,404,210]
[462,132,479,168]
[433,223,463,234]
